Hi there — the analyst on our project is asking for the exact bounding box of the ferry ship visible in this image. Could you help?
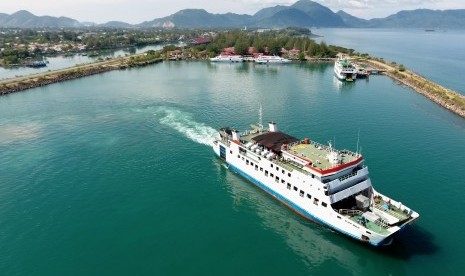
[213,121,419,246]
[334,54,357,81]
[254,55,290,64]
[210,55,244,62]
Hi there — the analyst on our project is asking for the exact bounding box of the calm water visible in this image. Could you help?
[314,28,465,94]
[0,45,164,80]
[1,61,465,275]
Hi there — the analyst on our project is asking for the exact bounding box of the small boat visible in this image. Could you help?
[254,55,290,64]
[25,61,47,68]
[210,55,243,62]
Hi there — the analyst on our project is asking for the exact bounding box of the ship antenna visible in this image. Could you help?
[259,103,263,131]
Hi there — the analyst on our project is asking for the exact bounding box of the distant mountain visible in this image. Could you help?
[254,9,317,28]
[0,10,81,28]
[252,5,289,21]
[138,0,345,28]
[1,1,465,29]
[253,0,345,28]
[138,9,252,28]
[365,9,465,28]
[99,21,134,28]
[336,11,368,28]
[290,0,345,27]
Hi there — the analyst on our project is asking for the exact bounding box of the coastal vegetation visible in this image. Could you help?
[0,28,204,66]
[191,29,348,58]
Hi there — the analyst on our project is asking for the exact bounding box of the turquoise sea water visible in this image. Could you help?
[314,28,465,94]
[1,60,465,275]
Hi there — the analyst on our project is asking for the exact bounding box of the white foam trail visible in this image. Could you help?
[156,107,219,146]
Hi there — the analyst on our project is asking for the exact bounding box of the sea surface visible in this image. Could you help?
[314,28,465,94]
[1,60,465,275]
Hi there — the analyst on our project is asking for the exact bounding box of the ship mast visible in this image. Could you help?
[259,103,263,132]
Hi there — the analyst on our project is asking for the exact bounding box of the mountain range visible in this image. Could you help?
[1,0,464,29]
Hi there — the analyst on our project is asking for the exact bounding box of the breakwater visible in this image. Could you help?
[0,55,162,95]
[362,58,465,119]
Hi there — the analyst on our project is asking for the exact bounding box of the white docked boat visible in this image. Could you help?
[254,55,290,64]
[334,54,357,81]
[210,55,243,62]
[213,121,419,246]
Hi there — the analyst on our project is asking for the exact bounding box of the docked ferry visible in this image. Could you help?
[210,55,244,62]
[254,55,290,64]
[334,54,357,81]
[213,121,419,246]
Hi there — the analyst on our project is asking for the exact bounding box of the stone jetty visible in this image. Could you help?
[0,54,162,96]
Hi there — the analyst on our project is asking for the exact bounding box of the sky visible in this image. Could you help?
[1,0,464,24]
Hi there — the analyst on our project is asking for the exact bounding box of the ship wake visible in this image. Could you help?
[156,107,219,146]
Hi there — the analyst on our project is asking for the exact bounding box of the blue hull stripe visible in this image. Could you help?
[227,161,387,246]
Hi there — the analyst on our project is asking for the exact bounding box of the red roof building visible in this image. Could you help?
[190,37,210,44]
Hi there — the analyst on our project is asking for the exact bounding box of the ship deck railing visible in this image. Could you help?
[338,209,363,216]
[340,210,391,235]
[374,201,409,221]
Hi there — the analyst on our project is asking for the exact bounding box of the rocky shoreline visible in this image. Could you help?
[364,59,465,119]
[0,55,162,96]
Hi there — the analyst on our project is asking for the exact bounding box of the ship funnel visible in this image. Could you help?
[269,121,277,132]
[232,129,240,142]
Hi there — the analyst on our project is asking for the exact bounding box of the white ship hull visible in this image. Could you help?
[254,55,290,64]
[334,55,357,82]
[210,55,244,62]
[213,123,418,246]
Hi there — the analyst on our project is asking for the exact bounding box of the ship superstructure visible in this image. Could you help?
[334,54,357,81]
[213,121,419,246]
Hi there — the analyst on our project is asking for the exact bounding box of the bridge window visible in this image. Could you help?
[288,173,291,177]
[293,186,298,191]
[307,194,311,199]
[313,198,319,205]
[322,202,327,207]
[265,170,268,176]
[287,183,291,190]
[299,190,304,197]
[282,169,285,174]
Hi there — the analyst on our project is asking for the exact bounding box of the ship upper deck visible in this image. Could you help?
[238,127,362,175]
[286,141,361,172]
